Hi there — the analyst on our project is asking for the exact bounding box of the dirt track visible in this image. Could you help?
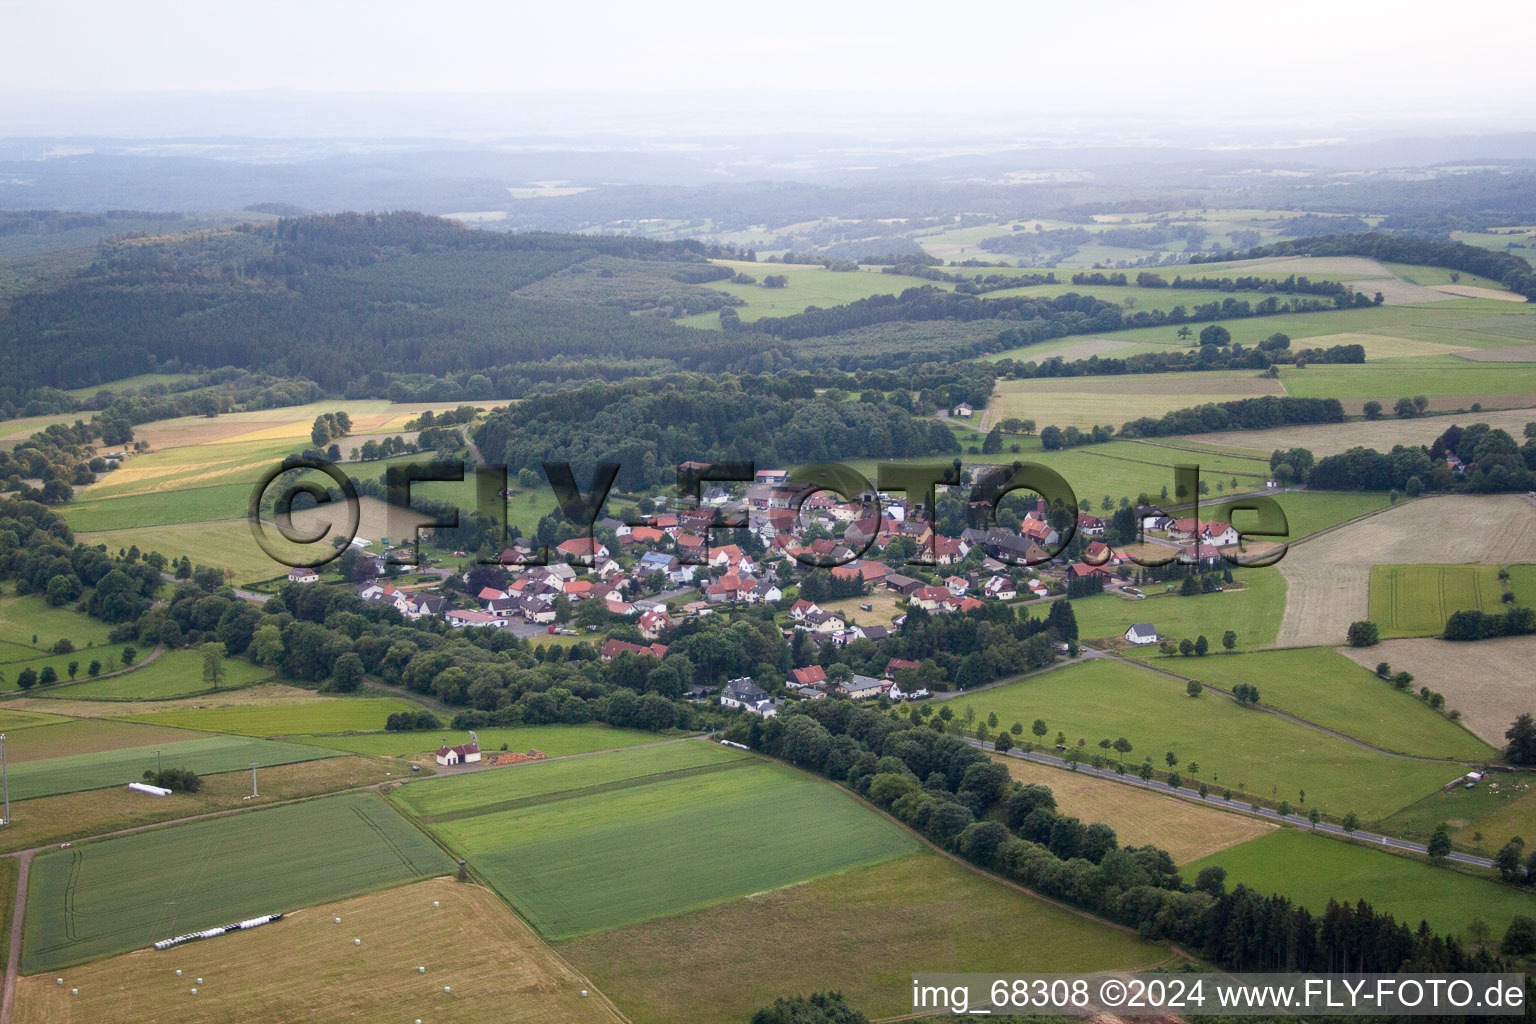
[1276,494,1536,647]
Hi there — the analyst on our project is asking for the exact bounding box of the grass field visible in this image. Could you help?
[15,877,624,1024]
[392,739,747,820]
[37,649,273,700]
[1380,775,1536,856]
[818,591,907,627]
[0,719,201,763]
[944,659,1460,820]
[313,723,669,759]
[1,682,331,720]
[418,746,920,938]
[0,755,399,855]
[125,698,424,737]
[1368,564,1507,638]
[1338,635,1536,747]
[1210,490,1392,541]
[1184,828,1536,940]
[0,591,119,651]
[1070,568,1285,649]
[22,790,455,972]
[5,734,339,801]
[995,756,1273,863]
[1168,648,1492,760]
[75,521,292,586]
[560,852,1165,1024]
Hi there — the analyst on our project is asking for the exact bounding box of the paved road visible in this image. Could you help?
[158,569,271,604]
[967,738,1499,870]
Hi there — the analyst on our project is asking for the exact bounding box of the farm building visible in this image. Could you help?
[434,742,482,766]
[1124,623,1159,645]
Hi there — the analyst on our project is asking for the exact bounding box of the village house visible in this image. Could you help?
[790,665,827,688]
[287,566,320,584]
[1124,623,1159,645]
[720,676,776,717]
[434,742,481,767]
[600,638,668,660]
[838,674,885,699]
[445,609,508,629]
[638,608,674,639]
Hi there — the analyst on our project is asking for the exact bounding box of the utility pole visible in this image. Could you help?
[250,763,259,798]
[1,733,8,825]
[164,900,178,936]
[156,747,162,775]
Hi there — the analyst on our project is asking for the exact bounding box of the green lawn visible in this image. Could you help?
[126,698,424,737]
[22,791,454,972]
[1070,569,1286,649]
[1169,648,1492,760]
[1184,828,1536,941]
[1367,564,1507,638]
[425,754,921,938]
[392,738,749,820]
[34,648,273,700]
[944,659,1460,821]
[3,734,340,801]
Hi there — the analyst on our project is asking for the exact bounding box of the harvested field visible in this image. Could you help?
[1434,284,1528,302]
[1457,346,1536,362]
[1175,407,1536,456]
[14,877,622,1024]
[994,756,1274,863]
[1337,635,1536,746]
[1347,278,1454,306]
[989,371,1284,430]
[1275,495,1536,648]
[559,853,1164,1024]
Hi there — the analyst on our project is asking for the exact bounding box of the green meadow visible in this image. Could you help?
[22,791,454,972]
[126,698,424,737]
[1368,564,1507,638]
[313,723,670,759]
[944,658,1458,821]
[1184,829,1536,940]
[1069,569,1286,648]
[424,754,920,938]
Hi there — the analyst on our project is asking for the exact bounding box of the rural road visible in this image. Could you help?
[158,570,271,604]
[0,852,32,1024]
[967,739,1500,871]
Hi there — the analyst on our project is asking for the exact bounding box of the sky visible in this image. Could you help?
[2,0,1533,134]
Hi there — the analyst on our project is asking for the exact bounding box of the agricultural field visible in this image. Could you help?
[1183,828,1536,941]
[676,259,950,327]
[1337,635,1536,747]
[988,371,1286,431]
[15,877,623,1024]
[415,745,920,938]
[1380,775,1536,856]
[1276,495,1536,648]
[125,697,425,738]
[1175,406,1536,458]
[1070,568,1285,649]
[0,755,398,855]
[559,852,1165,1024]
[1169,648,1492,760]
[942,659,1461,821]
[22,790,456,972]
[75,521,293,586]
[36,648,274,700]
[0,718,196,763]
[1210,490,1392,542]
[0,590,119,652]
[995,756,1274,863]
[1368,564,1508,638]
[5,734,339,801]
[1,682,333,720]
[316,723,668,760]
[391,739,746,820]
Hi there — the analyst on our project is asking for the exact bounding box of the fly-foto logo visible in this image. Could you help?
[248,458,1290,570]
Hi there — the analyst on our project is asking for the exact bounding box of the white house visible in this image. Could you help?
[1124,623,1159,645]
[952,403,974,418]
[434,742,481,766]
[287,567,320,584]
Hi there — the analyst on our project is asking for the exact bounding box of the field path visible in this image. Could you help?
[1,851,32,1024]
